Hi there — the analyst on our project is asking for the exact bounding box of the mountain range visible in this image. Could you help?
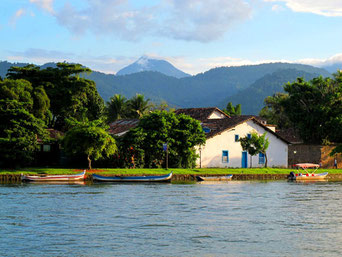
[0,58,332,115]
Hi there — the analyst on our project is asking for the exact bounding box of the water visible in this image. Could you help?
[1,181,342,256]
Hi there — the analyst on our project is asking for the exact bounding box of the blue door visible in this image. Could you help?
[242,151,248,168]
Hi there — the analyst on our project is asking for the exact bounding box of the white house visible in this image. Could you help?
[175,107,289,168]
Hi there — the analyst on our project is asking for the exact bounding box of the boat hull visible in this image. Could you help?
[288,172,328,181]
[92,172,173,182]
[21,171,86,182]
[196,175,233,181]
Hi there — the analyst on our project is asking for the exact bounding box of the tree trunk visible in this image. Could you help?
[250,155,253,168]
[87,155,92,170]
[264,152,268,168]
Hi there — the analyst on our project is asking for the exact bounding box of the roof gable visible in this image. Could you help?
[175,107,229,122]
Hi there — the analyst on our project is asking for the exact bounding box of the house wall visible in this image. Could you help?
[208,111,225,119]
[197,120,288,168]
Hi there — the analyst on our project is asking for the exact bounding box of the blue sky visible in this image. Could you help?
[1,0,342,75]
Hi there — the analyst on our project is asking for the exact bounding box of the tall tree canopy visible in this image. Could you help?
[120,110,206,168]
[223,102,241,116]
[106,94,127,123]
[260,72,342,144]
[0,79,47,167]
[62,119,117,169]
[7,63,104,130]
[127,94,152,119]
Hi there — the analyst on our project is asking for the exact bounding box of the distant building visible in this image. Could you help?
[109,119,140,136]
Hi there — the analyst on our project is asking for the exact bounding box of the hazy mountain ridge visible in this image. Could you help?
[0,60,331,113]
[224,69,322,114]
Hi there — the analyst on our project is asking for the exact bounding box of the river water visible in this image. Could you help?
[1,180,342,257]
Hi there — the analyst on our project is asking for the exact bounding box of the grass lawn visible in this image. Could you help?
[1,167,341,175]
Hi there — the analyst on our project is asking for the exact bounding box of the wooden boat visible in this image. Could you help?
[288,163,328,181]
[92,172,173,182]
[196,174,233,181]
[21,171,86,182]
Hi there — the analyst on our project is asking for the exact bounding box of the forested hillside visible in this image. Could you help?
[0,61,331,111]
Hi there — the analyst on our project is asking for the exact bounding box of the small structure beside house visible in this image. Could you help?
[35,129,63,166]
[175,107,289,168]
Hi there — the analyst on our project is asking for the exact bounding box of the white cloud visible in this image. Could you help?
[29,0,252,42]
[10,8,26,26]
[265,0,342,16]
[29,0,54,14]
[297,53,342,67]
[159,0,252,42]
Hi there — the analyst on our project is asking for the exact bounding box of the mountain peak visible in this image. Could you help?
[116,56,190,78]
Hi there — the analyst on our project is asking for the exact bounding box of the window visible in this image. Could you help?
[43,144,51,152]
[222,150,229,163]
[235,134,239,142]
[247,133,252,139]
[203,127,211,133]
[259,153,265,164]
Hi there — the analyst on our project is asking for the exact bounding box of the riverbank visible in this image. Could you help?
[1,168,342,182]
[1,167,341,175]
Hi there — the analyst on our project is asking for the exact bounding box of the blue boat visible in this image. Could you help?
[92,172,173,182]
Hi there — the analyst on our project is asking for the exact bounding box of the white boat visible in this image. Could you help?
[21,171,86,182]
[288,163,328,181]
[196,174,233,181]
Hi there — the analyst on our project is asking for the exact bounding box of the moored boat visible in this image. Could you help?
[288,163,328,181]
[21,171,86,182]
[196,174,233,181]
[92,172,173,182]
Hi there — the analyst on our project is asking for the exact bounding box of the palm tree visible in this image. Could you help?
[127,94,152,118]
[106,94,127,123]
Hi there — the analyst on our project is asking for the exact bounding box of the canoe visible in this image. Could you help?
[21,171,86,182]
[92,172,173,182]
[288,172,328,181]
[196,174,233,181]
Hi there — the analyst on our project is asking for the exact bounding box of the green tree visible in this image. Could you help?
[223,102,241,116]
[240,132,270,167]
[259,93,291,129]
[121,110,206,168]
[62,119,117,169]
[7,63,104,130]
[0,79,47,167]
[260,72,342,144]
[106,94,127,123]
[127,94,152,118]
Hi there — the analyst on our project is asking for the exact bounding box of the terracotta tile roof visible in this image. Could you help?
[109,119,140,135]
[201,115,290,144]
[174,107,229,122]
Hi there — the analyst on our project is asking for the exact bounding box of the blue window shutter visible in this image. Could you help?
[235,134,239,142]
[247,133,252,139]
[222,150,229,163]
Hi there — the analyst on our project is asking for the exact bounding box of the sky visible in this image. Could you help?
[1,0,342,75]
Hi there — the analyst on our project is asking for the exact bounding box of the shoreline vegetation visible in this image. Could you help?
[1,167,341,175]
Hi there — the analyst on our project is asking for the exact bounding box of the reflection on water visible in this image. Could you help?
[1,181,342,256]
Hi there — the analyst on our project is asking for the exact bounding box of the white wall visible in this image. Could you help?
[196,120,288,168]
